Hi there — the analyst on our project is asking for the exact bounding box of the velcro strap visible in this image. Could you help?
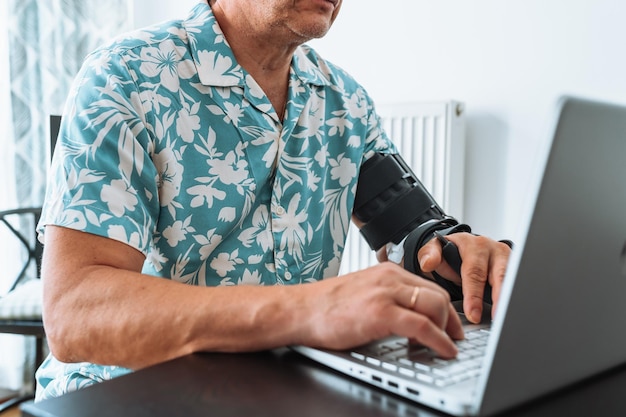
[353,154,414,215]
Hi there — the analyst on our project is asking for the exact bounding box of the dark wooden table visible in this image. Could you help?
[21,348,626,417]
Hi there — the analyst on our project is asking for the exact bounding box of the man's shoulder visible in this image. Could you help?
[87,19,190,62]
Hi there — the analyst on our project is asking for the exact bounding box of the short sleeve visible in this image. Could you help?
[38,45,159,257]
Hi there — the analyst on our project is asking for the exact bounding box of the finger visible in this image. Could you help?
[462,281,488,324]
[416,234,489,323]
[445,302,465,341]
[458,238,491,323]
[400,285,464,348]
[403,286,450,330]
[416,238,442,274]
[487,241,511,317]
[418,239,461,284]
[389,306,459,358]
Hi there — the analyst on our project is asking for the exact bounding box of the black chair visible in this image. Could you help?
[0,115,60,412]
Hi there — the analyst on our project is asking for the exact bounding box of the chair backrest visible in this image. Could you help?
[49,115,61,157]
[1,208,43,292]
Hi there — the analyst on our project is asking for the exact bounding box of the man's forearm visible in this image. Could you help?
[44,267,306,369]
[41,226,306,369]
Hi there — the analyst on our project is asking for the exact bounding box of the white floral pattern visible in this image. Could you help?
[35,1,395,400]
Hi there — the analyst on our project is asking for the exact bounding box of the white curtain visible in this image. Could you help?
[0,0,132,392]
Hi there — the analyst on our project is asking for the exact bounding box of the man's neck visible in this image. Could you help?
[210,0,295,120]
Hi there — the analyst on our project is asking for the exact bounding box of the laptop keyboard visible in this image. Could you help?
[349,328,490,388]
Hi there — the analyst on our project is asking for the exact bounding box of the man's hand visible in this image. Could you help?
[301,262,465,359]
[417,233,511,323]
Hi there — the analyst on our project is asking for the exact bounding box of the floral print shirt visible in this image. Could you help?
[35,0,394,400]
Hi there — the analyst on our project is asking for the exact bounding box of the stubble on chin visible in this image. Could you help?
[262,3,336,43]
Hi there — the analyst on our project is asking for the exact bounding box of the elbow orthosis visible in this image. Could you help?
[353,152,471,277]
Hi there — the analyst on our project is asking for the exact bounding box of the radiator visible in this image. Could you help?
[339,100,466,275]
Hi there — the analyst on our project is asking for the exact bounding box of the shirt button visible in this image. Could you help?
[284,271,292,280]
[275,206,285,215]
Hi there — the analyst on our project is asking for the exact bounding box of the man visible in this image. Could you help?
[36,0,510,399]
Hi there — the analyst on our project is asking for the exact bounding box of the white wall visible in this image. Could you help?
[311,0,626,241]
[135,0,626,241]
[133,0,199,27]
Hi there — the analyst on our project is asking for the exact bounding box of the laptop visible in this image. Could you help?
[292,96,626,416]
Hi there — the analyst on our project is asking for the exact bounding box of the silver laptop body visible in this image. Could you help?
[293,96,626,416]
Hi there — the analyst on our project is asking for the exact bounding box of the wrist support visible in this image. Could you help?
[354,152,456,250]
[353,152,495,302]
[353,152,471,270]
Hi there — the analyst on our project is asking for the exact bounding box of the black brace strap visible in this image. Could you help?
[403,220,471,276]
[360,193,445,249]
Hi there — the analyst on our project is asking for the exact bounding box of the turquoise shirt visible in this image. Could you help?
[36,1,394,399]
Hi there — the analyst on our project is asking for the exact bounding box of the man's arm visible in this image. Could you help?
[42,225,464,370]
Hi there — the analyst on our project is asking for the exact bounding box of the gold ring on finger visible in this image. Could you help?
[409,286,420,309]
